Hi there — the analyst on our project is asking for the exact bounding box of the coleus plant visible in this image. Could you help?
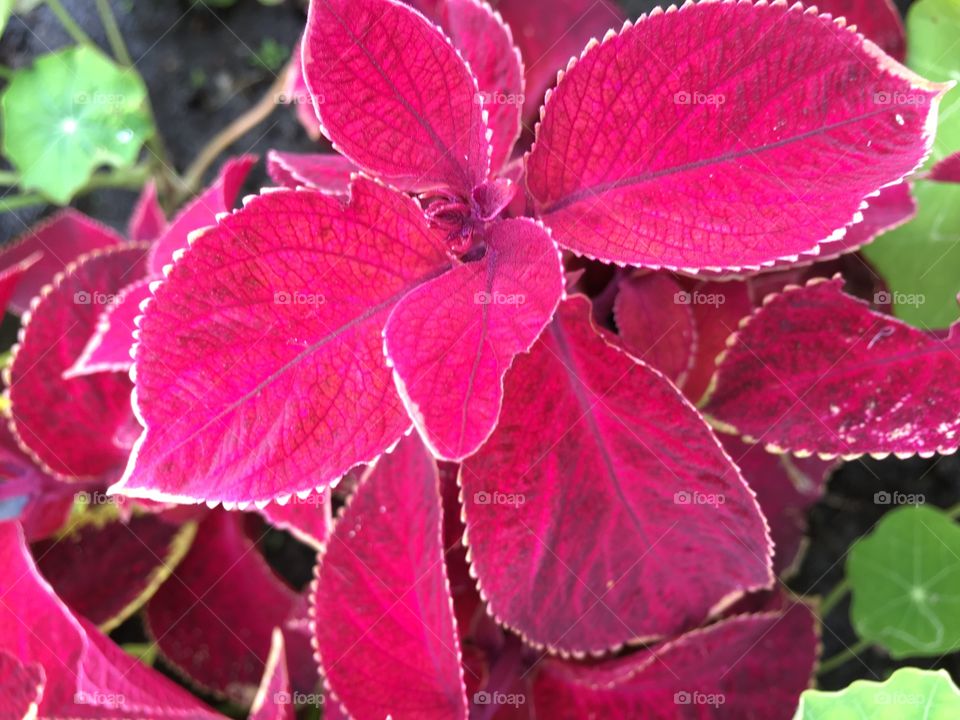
[1,0,958,717]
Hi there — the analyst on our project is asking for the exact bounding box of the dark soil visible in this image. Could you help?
[2,0,953,704]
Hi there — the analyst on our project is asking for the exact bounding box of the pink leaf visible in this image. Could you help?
[33,512,196,631]
[0,651,44,720]
[929,151,960,183]
[0,210,124,315]
[384,218,563,460]
[815,0,906,60]
[493,0,623,121]
[66,277,152,378]
[682,280,753,404]
[460,296,772,653]
[144,510,298,704]
[281,40,323,140]
[147,155,256,275]
[7,245,148,480]
[692,181,916,277]
[0,251,42,317]
[704,276,960,457]
[303,0,489,193]
[313,435,469,720]
[614,272,696,386]
[442,0,523,173]
[265,150,356,192]
[257,489,332,550]
[0,521,223,718]
[721,435,833,575]
[532,600,817,719]
[114,179,450,505]
[250,629,295,720]
[128,180,167,242]
[526,2,946,271]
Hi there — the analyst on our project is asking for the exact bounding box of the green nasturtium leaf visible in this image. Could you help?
[907,0,960,164]
[0,46,153,204]
[0,0,11,38]
[863,180,960,329]
[793,668,960,719]
[847,505,960,658]
[862,0,960,330]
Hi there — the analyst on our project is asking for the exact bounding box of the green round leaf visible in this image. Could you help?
[863,180,960,330]
[794,668,960,719]
[907,0,960,164]
[848,505,960,658]
[0,46,153,204]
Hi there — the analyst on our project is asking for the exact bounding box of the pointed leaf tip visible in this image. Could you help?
[526,0,946,270]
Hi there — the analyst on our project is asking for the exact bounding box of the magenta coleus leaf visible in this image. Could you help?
[144,510,299,704]
[816,0,906,60]
[0,209,124,314]
[705,276,960,458]
[721,435,833,575]
[493,0,623,120]
[682,280,753,404]
[0,521,223,718]
[313,434,469,720]
[441,0,523,173]
[613,272,696,386]
[282,40,323,141]
[265,150,356,192]
[532,599,817,719]
[6,245,148,480]
[257,489,332,550]
[249,629,294,720]
[33,512,196,631]
[303,0,489,193]
[0,251,41,317]
[384,217,563,460]
[929,151,960,182]
[147,155,255,274]
[114,179,450,505]
[460,296,772,654]
[66,277,152,378]
[525,1,946,271]
[128,179,167,242]
[0,650,44,720]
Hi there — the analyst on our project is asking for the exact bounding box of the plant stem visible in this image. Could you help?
[818,579,850,617]
[817,638,872,675]
[179,71,287,201]
[0,193,45,212]
[946,501,960,519]
[95,0,132,65]
[45,0,96,47]
[83,163,151,191]
[0,171,18,186]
